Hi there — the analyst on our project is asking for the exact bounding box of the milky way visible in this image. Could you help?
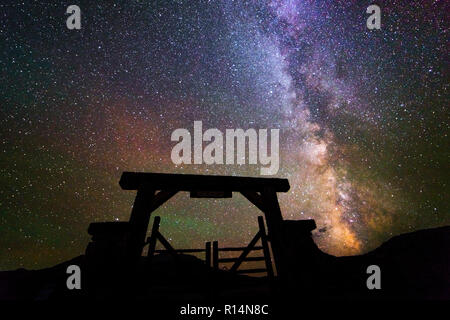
[0,1,448,269]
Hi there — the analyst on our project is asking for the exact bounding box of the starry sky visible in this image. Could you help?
[0,1,448,270]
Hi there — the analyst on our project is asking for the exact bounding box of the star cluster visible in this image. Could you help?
[0,1,448,269]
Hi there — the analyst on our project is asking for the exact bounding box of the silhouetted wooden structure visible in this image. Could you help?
[212,216,274,279]
[146,216,211,267]
[119,172,290,279]
[145,215,273,279]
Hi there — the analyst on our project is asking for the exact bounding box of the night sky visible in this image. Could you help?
[1,1,448,270]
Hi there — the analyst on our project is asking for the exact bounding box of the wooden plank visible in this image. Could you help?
[156,232,177,256]
[229,231,261,272]
[212,241,219,270]
[128,190,177,258]
[120,172,290,193]
[235,268,267,274]
[261,187,285,279]
[218,246,263,252]
[190,190,232,198]
[240,191,266,213]
[218,256,265,263]
[146,216,160,257]
[128,188,155,258]
[258,216,274,280]
[147,190,178,213]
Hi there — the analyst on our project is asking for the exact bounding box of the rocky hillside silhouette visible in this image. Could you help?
[1,226,449,301]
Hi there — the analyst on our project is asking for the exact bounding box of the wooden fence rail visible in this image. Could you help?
[212,216,274,280]
[145,215,274,280]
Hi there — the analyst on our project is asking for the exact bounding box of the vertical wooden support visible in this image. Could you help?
[128,188,155,258]
[212,241,219,270]
[261,187,285,279]
[147,216,161,257]
[258,216,274,280]
[205,241,211,267]
[128,189,178,259]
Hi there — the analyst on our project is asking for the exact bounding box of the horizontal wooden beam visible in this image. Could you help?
[120,172,290,193]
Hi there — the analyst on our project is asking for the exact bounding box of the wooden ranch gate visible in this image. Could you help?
[118,172,290,280]
[145,215,274,279]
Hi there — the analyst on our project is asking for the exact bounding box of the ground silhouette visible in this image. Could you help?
[1,224,449,301]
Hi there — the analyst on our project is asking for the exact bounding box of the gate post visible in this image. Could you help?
[205,242,211,267]
[261,187,286,280]
[212,241,219,270]
[128,188,155,259]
